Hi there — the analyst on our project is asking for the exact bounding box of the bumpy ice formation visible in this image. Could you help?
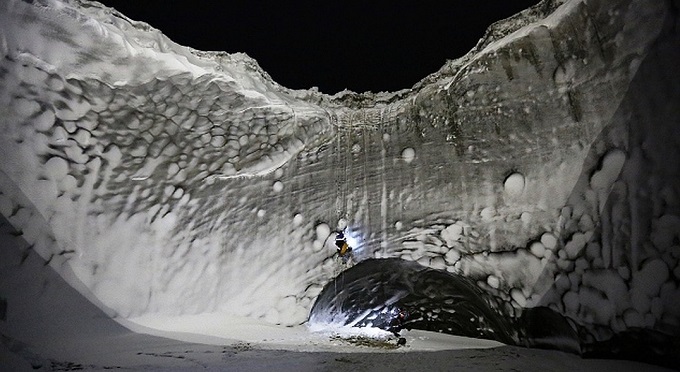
[0,0,679,365]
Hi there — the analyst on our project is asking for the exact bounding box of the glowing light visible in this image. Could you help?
[307,321,393,340]
[344,230,361,251]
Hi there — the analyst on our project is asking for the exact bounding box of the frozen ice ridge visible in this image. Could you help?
[0,0,679,368]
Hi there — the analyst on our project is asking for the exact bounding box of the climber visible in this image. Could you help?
[388,308,409,346]
[335,231,353,262]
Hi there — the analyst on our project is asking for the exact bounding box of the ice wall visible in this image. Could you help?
[0,0,678,361]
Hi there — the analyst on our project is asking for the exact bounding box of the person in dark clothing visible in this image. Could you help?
[388,308,409,346]
[335,231,353,261]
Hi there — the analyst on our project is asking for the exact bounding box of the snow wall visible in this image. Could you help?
[0,0,678,366]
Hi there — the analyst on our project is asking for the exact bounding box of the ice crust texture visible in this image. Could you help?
[0,0,679,366]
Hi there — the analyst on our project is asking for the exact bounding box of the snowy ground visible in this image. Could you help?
[123,313,505,353]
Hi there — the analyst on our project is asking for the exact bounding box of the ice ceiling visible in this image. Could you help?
[0,0,679,366]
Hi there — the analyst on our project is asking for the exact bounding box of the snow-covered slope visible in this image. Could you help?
[0,0,678,367]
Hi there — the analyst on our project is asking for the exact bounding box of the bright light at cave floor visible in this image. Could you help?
[121,312,504,352]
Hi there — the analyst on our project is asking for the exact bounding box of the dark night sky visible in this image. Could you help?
[98,1,539,94]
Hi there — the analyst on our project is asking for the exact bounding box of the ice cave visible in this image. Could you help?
[1,0,679,370]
